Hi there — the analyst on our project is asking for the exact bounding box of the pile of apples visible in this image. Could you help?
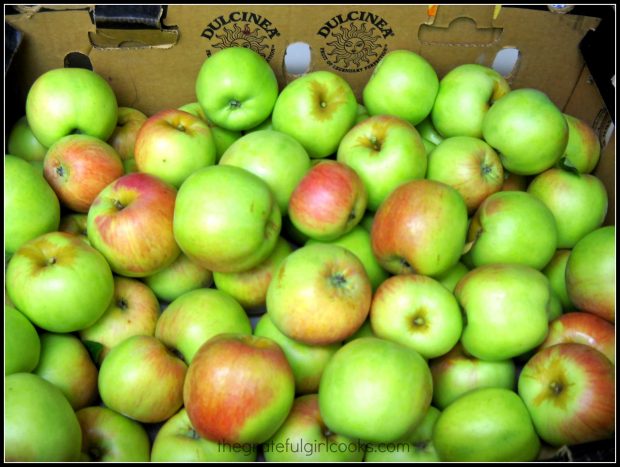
[5,46,615,462]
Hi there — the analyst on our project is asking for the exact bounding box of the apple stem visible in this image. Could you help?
[47,257,57,266]
[549,381,564,395]
[113,199,125,211]
[177,124,186,132]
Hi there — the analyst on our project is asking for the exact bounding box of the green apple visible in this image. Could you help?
[8,115,48,163]
[518,343,614,446]
[5,306,41,375]
[426,136,504,213]
[34,333,98,410]
[272,70,357,158]
[431,63,510,138]
[6,231,114,333]
[267,243,372,345]
[264,394,364,462]
[77,406,151,462]
[482,88,568,175]
[501,170,529,191]
[244,115,274,133]
[363,49,439,125]
[173,165,281,273]
[465,190,558,270]
[254,314,340,395]
[107,107,148,161]
[144,252,213,303]
[562,113,601,173]
[184,333,295,444]
[25,67,118,147]
[542,249,575,311]
[371,179,468,276]
[455,264,551,360]
[151,409,257,462]
[337,115,427,211]
[355,102,370,124]
[306,226,389,291]
[155,288,253,363]
[429,343,516,409]
[370,274,462,359]
[219,130,310,215]
[527,168,608,248]
[288,160,368,241]
[344,318,376,342]
[319,337,432,443]
[134,109,216,188]
[5,155,60,256]
[98,335,187,423]
[433,387,540,461]
[5,373,82,461]
[434,261,469,292]
[196,47,279,131]
[213,237,293,312]
[365,406,441,462]
[565,226,615,323]
[79,276,160,362]
[415,116,444,145]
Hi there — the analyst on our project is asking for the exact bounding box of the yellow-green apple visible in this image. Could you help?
[482,88,568,175]
[527,168,608,248]
[6,231,114,333]
[213,237,293,313]
[151,409,257,462]
[134,109,216,188]
[266,243,372,345]
[362,49,439,125]
[421,138,436,156]
[431,63,510,138]
[426,136,504,213]
[155,288,253,363]
[87,172,180,277]
[76,406,151,462]
[184,333,295,444]
[79,276,160,363]
[365,406,441,462]
[542,249,574,311]
[501,170,529,191]
[43,134,124,213]
[173,165,281,273]
[318,337,432,443]
[25,67,118,147]
[355,102,370,124]
[433,387,540,461]
[370,274,463,359]
[33,333,98,410]
[307,226,389,291]
[288,160,367,241]
[562,113,601,173]
[566,226,615,323]
[263,394,364,462]
[5,155,60,256]
[5,373,82,461]
[518,343,615,446]
[254,314,340,395]
[107,107,148,160]
[98,335,187,423]
[8,115,47,165]
[416,116,444,146]
[272,70,358,158]
[434,261,469,292]
[465,191,558,270]
[196,47,279,131]
[337,115,427,211]
[219,130,311,215]
[178,102,242,161]
[429,343,516,410]
[455,264,551,361]
[371,179,468,276]
[144,252,213,303]
[5,306,40,375]
[345,318,376,342]
[59,213,89,242]
[539,312,615,364]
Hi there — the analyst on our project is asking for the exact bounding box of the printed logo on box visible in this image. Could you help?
[317,11,395,73]
[201,11,280,62]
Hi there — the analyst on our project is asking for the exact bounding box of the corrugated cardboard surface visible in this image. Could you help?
[5,4,614,222]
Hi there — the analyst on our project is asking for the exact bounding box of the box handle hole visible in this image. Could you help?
[284,42,312,75]
[492,47,520,78]
[64,52,93,70]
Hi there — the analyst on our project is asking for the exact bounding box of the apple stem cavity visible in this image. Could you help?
[47,257,57,266]
[117,298,129,310]
[229,99,242,109]
[113,199,126,211]
[55,165,65,178]
[370,135,381,151]
[330,273,347,288]
[550,380,564,395]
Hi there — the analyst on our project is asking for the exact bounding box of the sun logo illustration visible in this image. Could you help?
[212,23,270,58]
[325,22,382,69]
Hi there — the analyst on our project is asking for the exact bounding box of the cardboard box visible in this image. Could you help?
[4,4,616,461]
